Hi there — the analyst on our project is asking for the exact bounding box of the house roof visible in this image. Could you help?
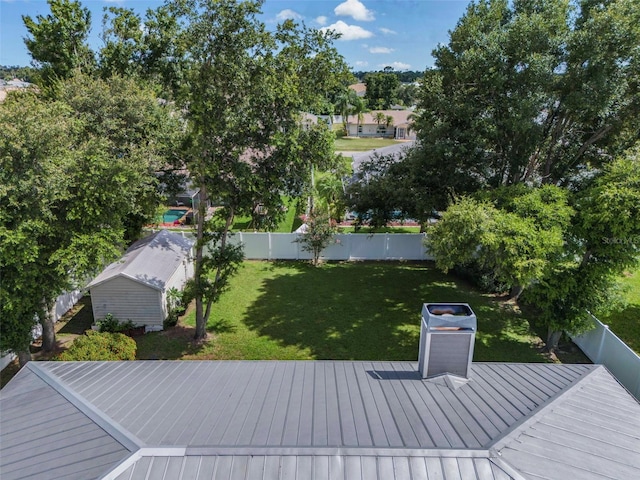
[348,82,367,96]
[86,230,194,292]
[346,110,414,126]
[1,361,639,480]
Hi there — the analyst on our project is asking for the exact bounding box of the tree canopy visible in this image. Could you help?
[411,0,639,199]
[23,0,95,85]
[350,0,640,349]
[133,0,350,339]
[0,76,181,363]
[364,70,400,109]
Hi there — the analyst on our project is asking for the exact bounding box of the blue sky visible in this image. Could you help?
[0,0,472,71]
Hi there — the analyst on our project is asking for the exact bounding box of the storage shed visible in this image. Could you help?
[87,230,194,330]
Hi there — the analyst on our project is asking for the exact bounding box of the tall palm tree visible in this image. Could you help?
[374,111,386,128]
[334,89,359,136]
[351,97,367,137]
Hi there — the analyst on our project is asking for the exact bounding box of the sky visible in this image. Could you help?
[0,0,472,71]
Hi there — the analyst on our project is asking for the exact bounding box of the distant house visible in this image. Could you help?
[87,230,194,330]
[301,112,319,130]
[346,110,416,139]
[348,82,367,97]
[0,78,33,102]
[2,360,639,479]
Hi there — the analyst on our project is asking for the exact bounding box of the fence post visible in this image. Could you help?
[595,318,609,364]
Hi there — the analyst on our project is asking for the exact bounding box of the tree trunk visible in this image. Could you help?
[41,317,56,352]
[41,298,56,352]
[194,183,208,340]
[544,329,562,353]
[17,349,32,367]
[508,285,524,300]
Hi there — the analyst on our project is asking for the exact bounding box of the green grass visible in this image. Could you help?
[600,268,640,354]
[232,197,302,233]
[334,137,404,151]
[136,261,548,363]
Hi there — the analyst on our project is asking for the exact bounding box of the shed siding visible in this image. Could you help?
[161,258,193,319]
[91,276,164,327]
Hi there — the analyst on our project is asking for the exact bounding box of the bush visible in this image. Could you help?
[57,331,137,361]
[96,313,136,333]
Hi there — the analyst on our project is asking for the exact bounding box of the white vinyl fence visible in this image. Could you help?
[230,232,433,261]
[159,230,433,261]
[569,313,640,399]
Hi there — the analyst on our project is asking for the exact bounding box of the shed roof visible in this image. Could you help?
[1,360,639,480]
[87,230,194,291]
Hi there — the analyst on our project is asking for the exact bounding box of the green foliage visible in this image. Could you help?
[345,148,437,228]
[522,147,640,340]
[95,314,136,333]
[0,66,37,82]
[425,187,571,295]
[334,88,360,135]
[23,0,95,86]
[296,212,337,266]
[0,76,180,359]
[410,0,639,201]
[164,287,185,328]
[56,330,136,361]
[364,71,400,109]
[314,170,348,223]
[135,0,350,338]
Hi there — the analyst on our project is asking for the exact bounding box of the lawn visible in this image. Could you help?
[136,261,551,363]
[334,137,403,151]
[600,268,640,354]
[232,197,302,233]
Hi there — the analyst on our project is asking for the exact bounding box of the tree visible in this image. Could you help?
[425,187,572,299]
[522,146,640,350]
[98,6,144,78]
[411,0,639,197]
[351,96,367,137]
[348,0,638,349]
[396,82,419,107]
[23,0,95,86]
[0,77,180,364]
[364,70,399,109]
[98,4,187,97]
[296,212,337,267]
[334,88,360,135]
[314,169,348,223]
[147,0,349,339]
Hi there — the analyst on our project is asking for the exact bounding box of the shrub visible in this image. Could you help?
[57,331,137,361]
[295,211,337,266]
[96,313,136,333]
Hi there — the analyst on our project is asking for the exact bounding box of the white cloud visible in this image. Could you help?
[320,21,374,41]
[334,0,375,22]
[379,61,411,70]
[276,9,303,21]
[379,27,397,35]
[315,16,328,26]
[355,61,369,67]
[369,46,394,54]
